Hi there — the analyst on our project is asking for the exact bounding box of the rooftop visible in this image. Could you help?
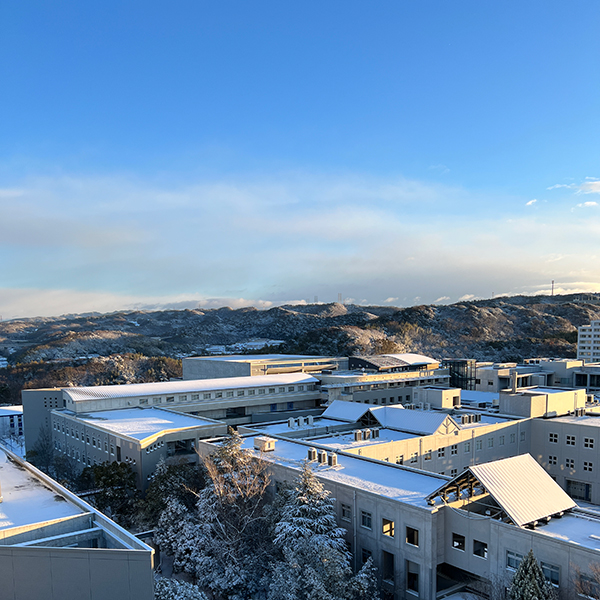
[0,447,82,530]
[185,354,332,363]
[240,435,447,507]
[67,407,218,440]
[0,405,23,417]
[63,372,319,402]
[310,429,416,450]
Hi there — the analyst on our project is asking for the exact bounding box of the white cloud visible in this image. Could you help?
[548,178,600,195]
[434,296,450,303]
[526,199,537,206]
[458,294,476,301]
[576,201,598,208]
[547,183,577,190]
[384,297,399,304]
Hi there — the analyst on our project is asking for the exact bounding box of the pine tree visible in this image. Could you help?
[268,462,379,600]
[508,550,556,600]
[154,577,208,600]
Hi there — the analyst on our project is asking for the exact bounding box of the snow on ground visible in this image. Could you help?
[0,449,82,530]
[77,408,215,440]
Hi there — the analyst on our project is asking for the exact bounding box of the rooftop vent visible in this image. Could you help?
[354,430,362,442]
[328,452,338,467]
[288,417,295,428]
[363,428,371,440]
[318,449,328,464]
[371,428,380,439]
[254,437,276,452]
[307,415,314,426]
[307,447,317,461]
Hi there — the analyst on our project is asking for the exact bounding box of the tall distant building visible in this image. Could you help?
[577,320,600,362]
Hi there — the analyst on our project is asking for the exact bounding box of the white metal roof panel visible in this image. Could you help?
[63,373,318,402]
[381,353,439,365]
[321,400,373,422]
[370,406,456,435]
[469,454,576,526]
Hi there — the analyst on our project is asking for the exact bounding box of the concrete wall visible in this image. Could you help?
[22,388,64,453]
[183,359,251,380]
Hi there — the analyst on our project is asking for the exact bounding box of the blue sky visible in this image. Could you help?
[1,1,599,318]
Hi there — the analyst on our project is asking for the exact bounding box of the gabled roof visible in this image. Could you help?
[370,406,458,435]
[381,353,439,365]
[321,400,374,423]
[427,454,576,527]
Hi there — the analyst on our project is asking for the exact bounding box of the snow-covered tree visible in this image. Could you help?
[154,577,208,600]
[268,462,379,600]
[508,550,556,600]
[155,429,273,600]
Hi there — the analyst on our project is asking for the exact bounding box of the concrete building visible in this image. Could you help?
[0,405,23,440]
[182,353,346,380]
[50,407,226,489]
[578,320,600,362]
[0,444,154,600]
[23,373,322,453]
[197,434,600,600]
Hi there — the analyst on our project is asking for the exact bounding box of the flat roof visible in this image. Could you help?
[0,405,23,417]
[63,373,319,402]
[240,435,447,507]
[72,408,217,440]
[535,512,600,551]
[0,448,82,530]
[185,354,333,363]
[551,415,600,428]
[249,418,346,435]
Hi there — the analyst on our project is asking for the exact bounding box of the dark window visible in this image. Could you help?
[361,511,372,529]
[406,560,419,593]
[452,533,466,551]
[406,526,419,547]
[287,402,294,410]
[270,403,277,412]
[361,548,372,564]
[341,503,351,521]
[382,551,394,583]
[473,540,488,559]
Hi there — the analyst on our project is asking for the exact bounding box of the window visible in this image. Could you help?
[541,562,560,586]
[567,479,592,501]
[566,458,575,469]
[499,435,505,446]
[166,396,174,403]
[248,389,255,396]
[452,533,466,551]
[110,444,114,455]
[510,433,516,443]
[139,398,148,405]
[488,381,494,386]
[237,390,244,397]
[584,461,593,472]
[361,548,372,564]
[548,456,557,465]
[438,447,445,458]
[269,388,275,394]
[488,438,494,448]
[406,526,419,547]
[382,551,395,583]
[86,435,90,444]
[287,402,294,410]
[341,503,351,521]
[520,431,526,442]
[464,441,471,453]
[361,511,372,529]
[451,444,458,455]
[227,391,234,397]
[424,450,432,461]
[406,560,419,594]
[585,437,595,449]
[297,385,304,391]
[476,439,483,451]
[179,395,187,402]
[288,386,294,392]
[567,435,576,446]
[382,518,395,537]
[258,389,265,395]
[215,392,223,398]
[507,550,524,570]
[191,394,199,401]
[396,455,404,465]
[473,540,488,559]
[279,387,285,393]
[153,397,161,404]
[270,403,277,412]
[410,452,418,463]
[104,441,108,452]
[450,468,458,476]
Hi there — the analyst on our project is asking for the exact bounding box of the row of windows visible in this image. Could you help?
[549,433,594,448]
[353,508,420,547]
[548,455,593,471]
[451,533,488,558]
[506,552,559,586]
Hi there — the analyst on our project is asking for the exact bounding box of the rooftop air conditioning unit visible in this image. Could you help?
[318,449,328,464]
[307,415,314,425]
[424,403,431,411]
[254,436,276,452]
[417,402,424,410]
[328,453,338,467]
[354,430,363,442]
[288,417,295,428]
[307,447,317,461]
[371,428,380,439]
[363,428,371,440]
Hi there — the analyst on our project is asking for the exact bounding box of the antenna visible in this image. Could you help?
[551,280,555,296]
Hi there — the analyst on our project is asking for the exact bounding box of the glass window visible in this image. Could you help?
[499,435,505,446]
[361,548,372,565]
[424,450,432,461]
[584,461,593,472]
[406,526,419,547]
[341,503,351,521]
[548,456,557,465]
[406,560,419,594]
[464,441,471,452]
[567,435,576,446]
[237,390,245,397]
[451,444,458,455]
[191,394,199,401]
[549,432,558,443]
[270,403,277,412]
[179,395,187,402]
[361,511,372,529]
[452,533,466,551]
[382,518,395,537]
[438,447,445,458]
[473,540,488,559]
[541,562,560,586]
[410,452,418,463]
[585,437,595,449]
[488,438,494,448]
[507,550,524,570]
[227,391,234,397]
[476,439,483,451]
[166,396,174,403]
[248,389,255,395]
[382,550,394,583]
[510,433,516,443]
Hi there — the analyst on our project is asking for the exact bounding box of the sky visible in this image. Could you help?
[1,1,599,319]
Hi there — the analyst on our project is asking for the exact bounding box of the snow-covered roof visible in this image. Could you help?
[381,353,439,365]
[0,405,23,418]
[186,354,332,363]
[370,406,458,435]
[0,447,82,530]
[63,373,318,402]
[73,408,219,440]
[240,436,447,507]
[428,453,576,527]
[321,400,375,422]
[311,429,416,450]
[460,390,499,404]
[535,512,600,551]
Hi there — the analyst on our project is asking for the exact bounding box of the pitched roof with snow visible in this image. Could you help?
[427,453,576,527]
[381,353,439,365]
[371,406,458,435]
[321,400,374,423]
